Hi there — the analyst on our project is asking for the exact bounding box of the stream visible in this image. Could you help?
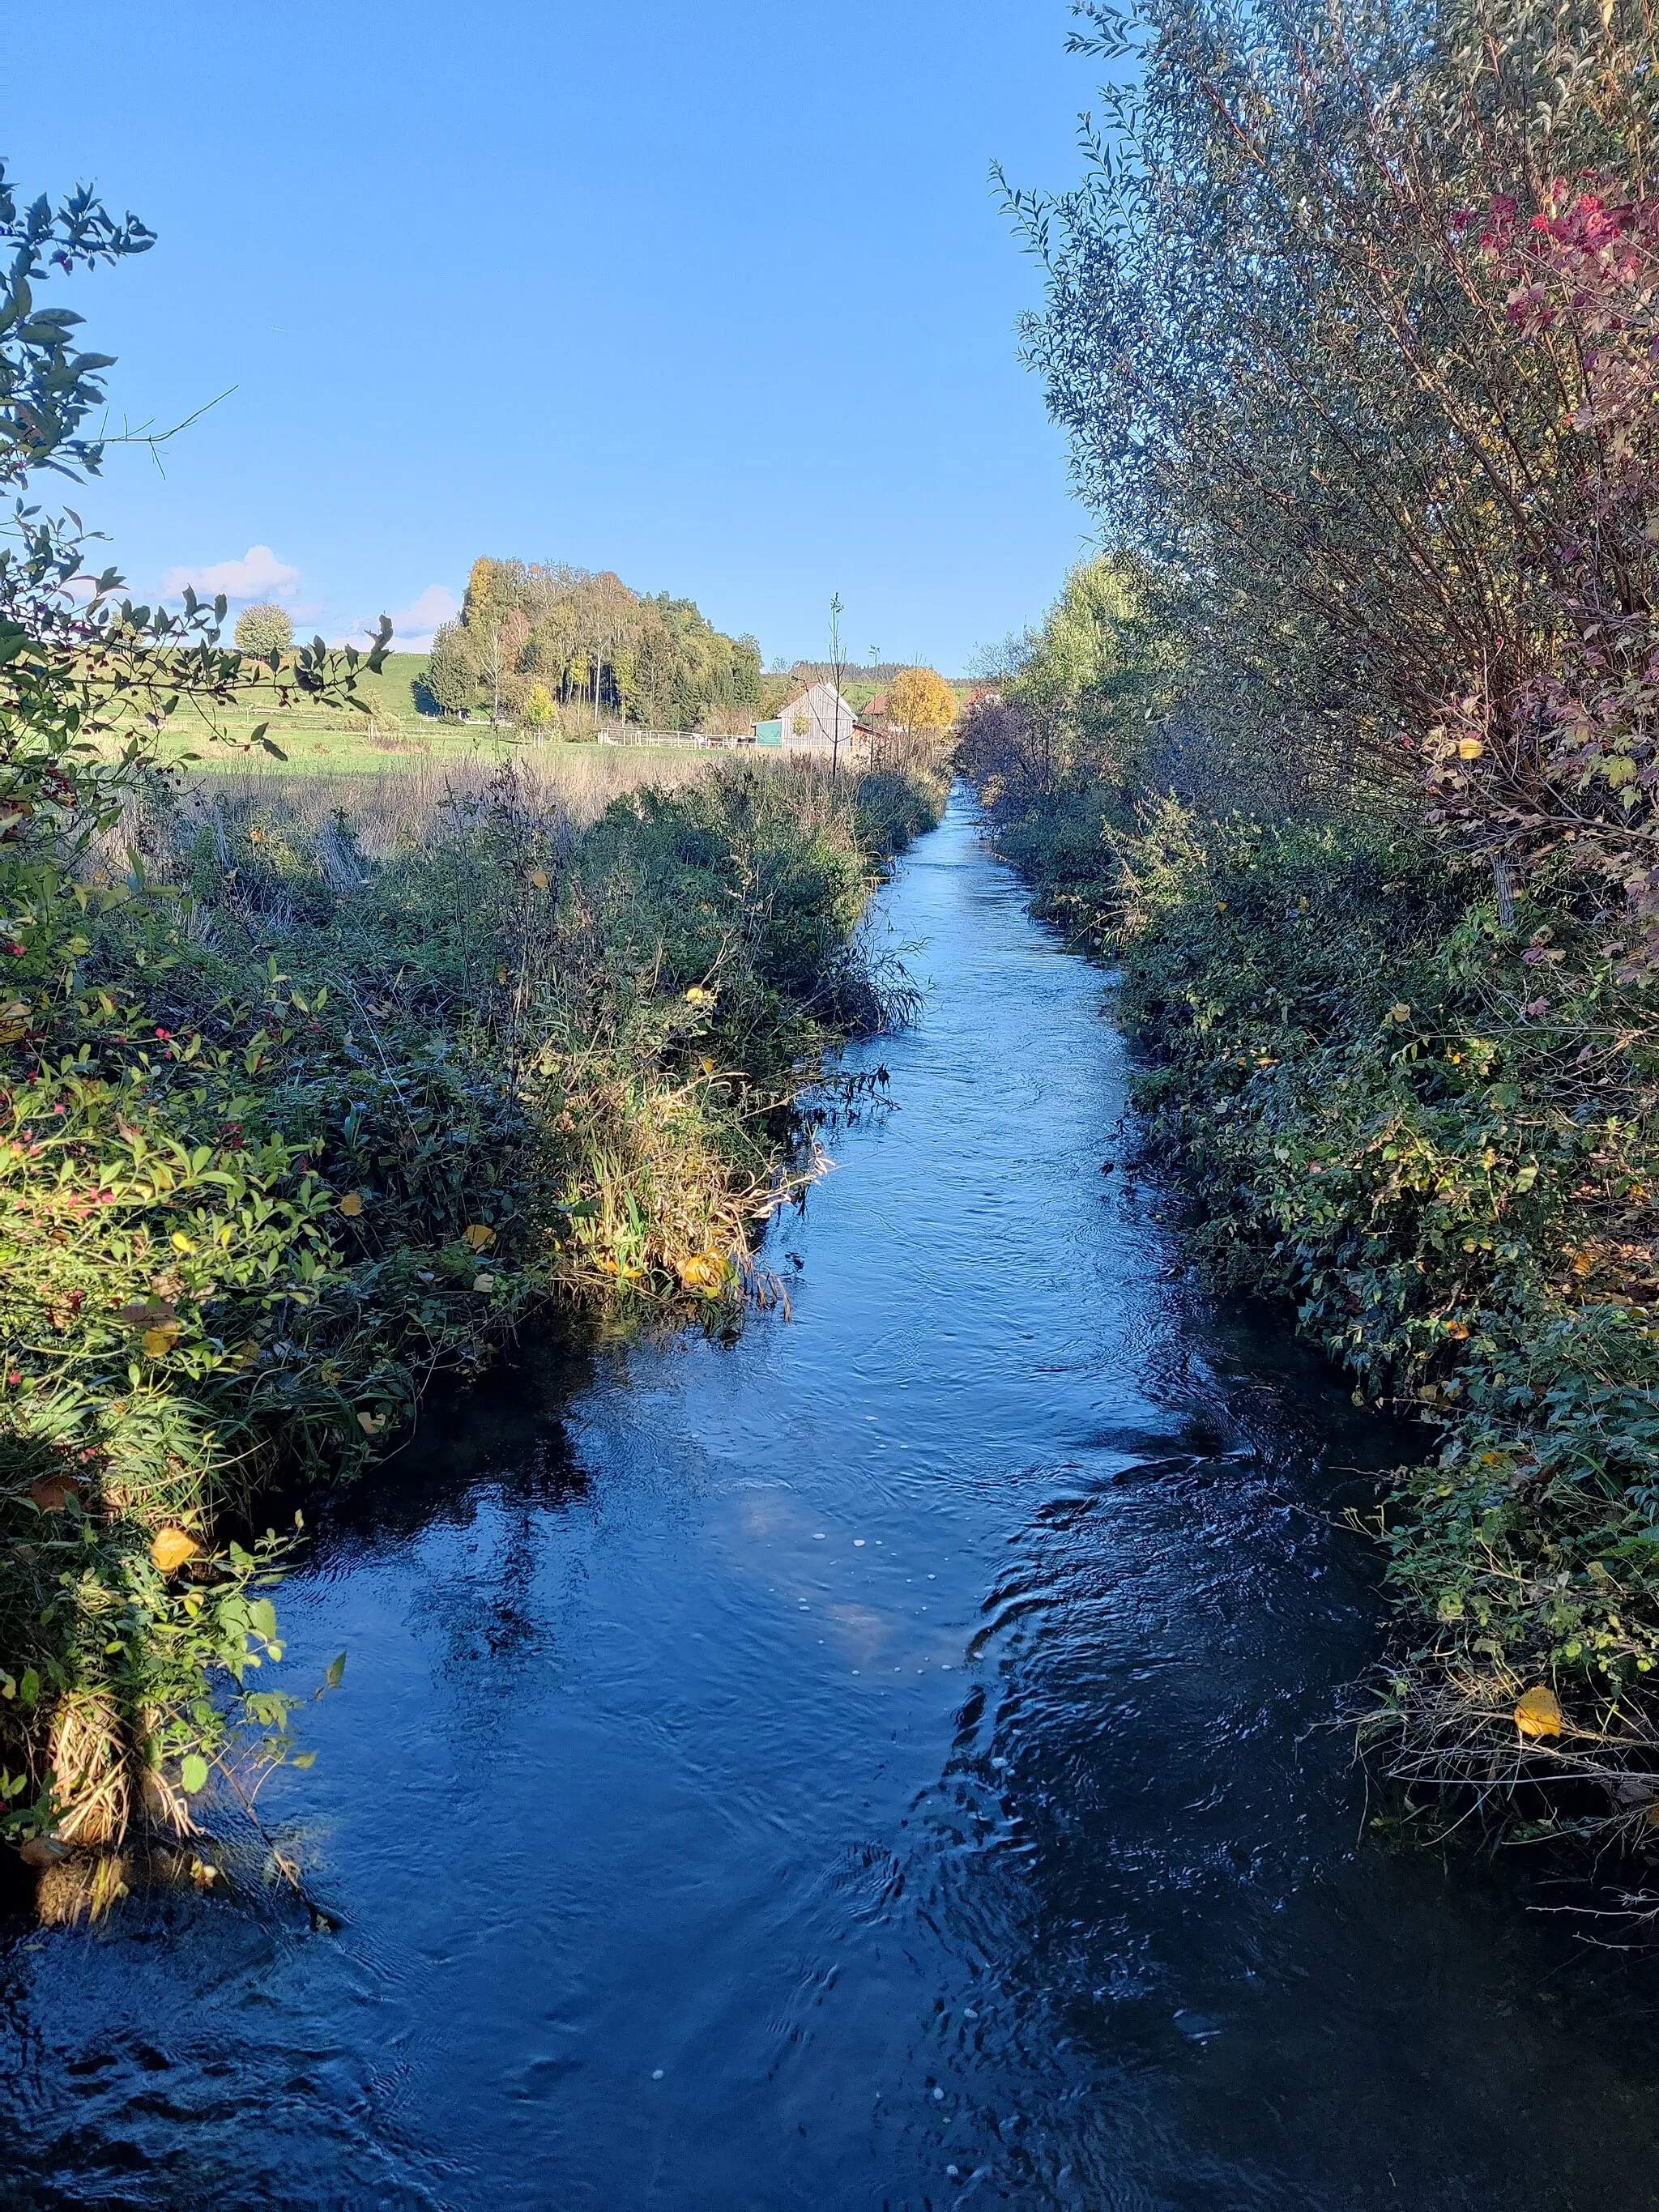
[4,787,1659,2210]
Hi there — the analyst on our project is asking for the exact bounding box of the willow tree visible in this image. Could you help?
[1005,0,1659,814]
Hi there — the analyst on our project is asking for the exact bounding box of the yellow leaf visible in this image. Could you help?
[1390,1003,1411,1022]
[473,1272,495,1293]
[1456,736,1484,760]
[1514,1685,1564,1739]
[678,1251,727,1294]
[356,1410,385,1434]
[684,986,714,1005]
[142,1327,180,1357]
[885,666,960,733]
[339,1191,363,1217]
[530,869,550,890]
[151,1527,201,1574]
[463,1222,496,1251]
[171,1232,195,1254]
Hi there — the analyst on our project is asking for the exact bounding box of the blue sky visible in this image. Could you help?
[11,2,1098,672]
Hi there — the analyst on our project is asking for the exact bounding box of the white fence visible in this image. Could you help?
[592,725,727,749]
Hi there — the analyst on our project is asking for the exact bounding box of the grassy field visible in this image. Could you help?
[342,649,433,722]
[152,655,978,773]
[150,650,440,772]
[164,745,723,850]
[147,653,749,778]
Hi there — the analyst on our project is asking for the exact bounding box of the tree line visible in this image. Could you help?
[424,559,765,733]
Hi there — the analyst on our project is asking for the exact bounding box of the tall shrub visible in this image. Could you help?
[1006,0,1659,807]
[1423,182,1659,970]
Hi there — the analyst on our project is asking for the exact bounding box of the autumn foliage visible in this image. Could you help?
[1426,179,1659,975]
[885,667,959,735]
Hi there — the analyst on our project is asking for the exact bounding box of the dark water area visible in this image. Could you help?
[5,787,1659,2210]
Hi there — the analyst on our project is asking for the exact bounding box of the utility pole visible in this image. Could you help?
[830,593,847,779]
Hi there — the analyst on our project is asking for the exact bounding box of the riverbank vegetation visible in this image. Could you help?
[969,0,1659,1864]
[0,167,941,1915]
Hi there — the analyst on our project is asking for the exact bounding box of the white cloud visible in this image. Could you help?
[162,544,301,604]
[345,582,458,655]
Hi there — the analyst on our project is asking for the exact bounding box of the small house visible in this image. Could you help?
[752,681,856,758]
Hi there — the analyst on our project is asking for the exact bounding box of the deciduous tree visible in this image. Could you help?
[1004,0,1659,809]
[522,680,557,736]
[232,601,293,659]
[887,667,959,735]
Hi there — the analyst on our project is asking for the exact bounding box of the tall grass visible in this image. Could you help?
[145,744,719,856]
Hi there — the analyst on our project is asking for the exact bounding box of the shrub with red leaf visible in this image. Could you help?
[1426,177,1659,973]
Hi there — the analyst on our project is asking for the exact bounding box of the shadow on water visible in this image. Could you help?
[2,786,1658,2211]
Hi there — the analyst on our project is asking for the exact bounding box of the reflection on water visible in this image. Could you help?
[4,788,1658,2211]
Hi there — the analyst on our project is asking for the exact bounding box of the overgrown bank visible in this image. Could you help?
[0,156,948,1911]
[1,754,939,1907]
[978,781,1659,1848]
[966,0,1659,1875]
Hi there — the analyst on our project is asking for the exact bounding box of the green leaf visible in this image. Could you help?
[324,1652,346,1692]
[181,1752,209,1793]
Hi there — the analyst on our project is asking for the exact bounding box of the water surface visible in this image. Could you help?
[5,789,1658,2210]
